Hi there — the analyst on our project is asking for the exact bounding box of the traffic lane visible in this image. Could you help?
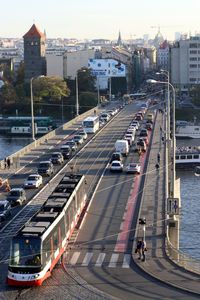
[74,171,134,250]
[74,264,199,300]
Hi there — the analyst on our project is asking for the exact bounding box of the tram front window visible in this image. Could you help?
[10,237,41,267]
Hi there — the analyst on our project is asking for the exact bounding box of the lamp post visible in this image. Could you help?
[30,77,36,141]
[97,76,100,106]
[147,79,176,198]
[30,75,44,142]
[75,72,79,116]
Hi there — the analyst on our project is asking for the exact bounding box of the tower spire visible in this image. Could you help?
[117,30,123,47]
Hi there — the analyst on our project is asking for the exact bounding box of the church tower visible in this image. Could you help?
[117,30,123,47]
[23,24,46,82]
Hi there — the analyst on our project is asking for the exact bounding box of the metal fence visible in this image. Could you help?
[0,107,97,168]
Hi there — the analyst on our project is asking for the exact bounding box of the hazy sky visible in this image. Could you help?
[2,0,200,40]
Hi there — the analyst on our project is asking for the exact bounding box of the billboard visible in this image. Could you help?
[88,59,126,77]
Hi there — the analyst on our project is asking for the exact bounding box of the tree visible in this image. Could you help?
[33,76,70,101]
[79,92,97,113]
[0,82,16,105]
[77,68,96,92]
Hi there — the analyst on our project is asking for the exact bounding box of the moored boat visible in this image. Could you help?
[176,146,200,169]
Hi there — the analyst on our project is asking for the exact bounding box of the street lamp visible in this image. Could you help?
[30,75,44,141]
[147,79,176,198]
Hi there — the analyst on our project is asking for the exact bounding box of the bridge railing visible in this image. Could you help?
[0,107,97,169]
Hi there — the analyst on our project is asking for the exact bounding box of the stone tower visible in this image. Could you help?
[23,24,46,82]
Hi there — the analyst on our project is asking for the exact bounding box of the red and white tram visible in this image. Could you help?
[7,173,87,286]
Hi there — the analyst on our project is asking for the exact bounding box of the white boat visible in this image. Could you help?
[176,146,200,168]
[176,124,200,139]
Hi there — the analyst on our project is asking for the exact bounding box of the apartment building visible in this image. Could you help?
[170,36,200,93]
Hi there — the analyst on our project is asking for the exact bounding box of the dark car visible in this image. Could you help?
[146,123,153,130]
[37,161,54,176]
[51,152,64,164]
[110,152,123,163]
[0,200,11,221]
[65,140,77,151]
[60,145,72,159]
[7,188,26,207]
[140,129,148,137]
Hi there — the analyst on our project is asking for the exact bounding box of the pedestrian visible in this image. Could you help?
[160,126,162,133]
[141,239,147,261]
[135,240,142,260]
[94,109,97,115]
[161,135,164,143]
[157,152,160,163]
[4,158,7,169]
[7,157,11,169]
[155,163,160,170]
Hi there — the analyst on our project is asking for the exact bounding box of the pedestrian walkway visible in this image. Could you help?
[63,251,132,269]
[134,112,200,295]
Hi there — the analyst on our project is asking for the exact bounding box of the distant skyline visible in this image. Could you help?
[2,0,200,40]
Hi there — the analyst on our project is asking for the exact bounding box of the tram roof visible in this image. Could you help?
[16,173,84,237]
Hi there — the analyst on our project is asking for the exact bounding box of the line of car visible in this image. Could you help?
[0,105,122,222]
[109,102,154,174]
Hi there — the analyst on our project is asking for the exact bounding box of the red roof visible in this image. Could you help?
[23,24,45,38]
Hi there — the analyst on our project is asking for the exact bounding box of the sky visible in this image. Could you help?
[2,0,200,40]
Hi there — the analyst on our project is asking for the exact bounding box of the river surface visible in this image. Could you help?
[0,135,199,259]
[177,138,200,259]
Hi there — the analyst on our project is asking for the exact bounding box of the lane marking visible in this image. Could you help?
[82,252,93,266]
[122,254,131,268]
[95,253,106,267]
[70,252,81,265]
[108,253,119,268]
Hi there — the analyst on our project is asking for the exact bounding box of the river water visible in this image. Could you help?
[177,138,200,259]
[0,135,199,259]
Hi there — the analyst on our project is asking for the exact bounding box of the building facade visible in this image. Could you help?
[170,36,200,93]
[23,24,46,82]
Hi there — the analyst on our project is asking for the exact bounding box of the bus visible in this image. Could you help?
[82,116,99,133]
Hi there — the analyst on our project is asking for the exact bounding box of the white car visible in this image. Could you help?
[125,163,141,174]
[110,160,123,172]
[24,174,43,189]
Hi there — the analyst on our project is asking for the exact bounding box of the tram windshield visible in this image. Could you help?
[10,237,41,267]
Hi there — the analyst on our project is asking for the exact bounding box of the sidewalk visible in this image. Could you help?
[134,112,200,295]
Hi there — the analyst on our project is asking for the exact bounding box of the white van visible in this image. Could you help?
[115,140,129,156]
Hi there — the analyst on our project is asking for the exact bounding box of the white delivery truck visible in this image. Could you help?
[115,140,129,156]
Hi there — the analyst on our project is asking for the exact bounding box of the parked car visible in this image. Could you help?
[7,188,26,206]
[37,161,54,176]
[110,160,123,172]
[51,152,64,164]
[125,163,141,174]
[110,152,123,163]
[0,200,11,221]
[24,174,43,189]
[60,145,72,159]
[73,135,84,145]
[65,140,77,151]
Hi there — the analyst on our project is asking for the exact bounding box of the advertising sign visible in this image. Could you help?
[88,59,126,77]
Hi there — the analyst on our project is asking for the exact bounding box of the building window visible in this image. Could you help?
[190,43,198,48]
[190,64,197,68]
[190,57,197,61]
[190,50,197,54]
